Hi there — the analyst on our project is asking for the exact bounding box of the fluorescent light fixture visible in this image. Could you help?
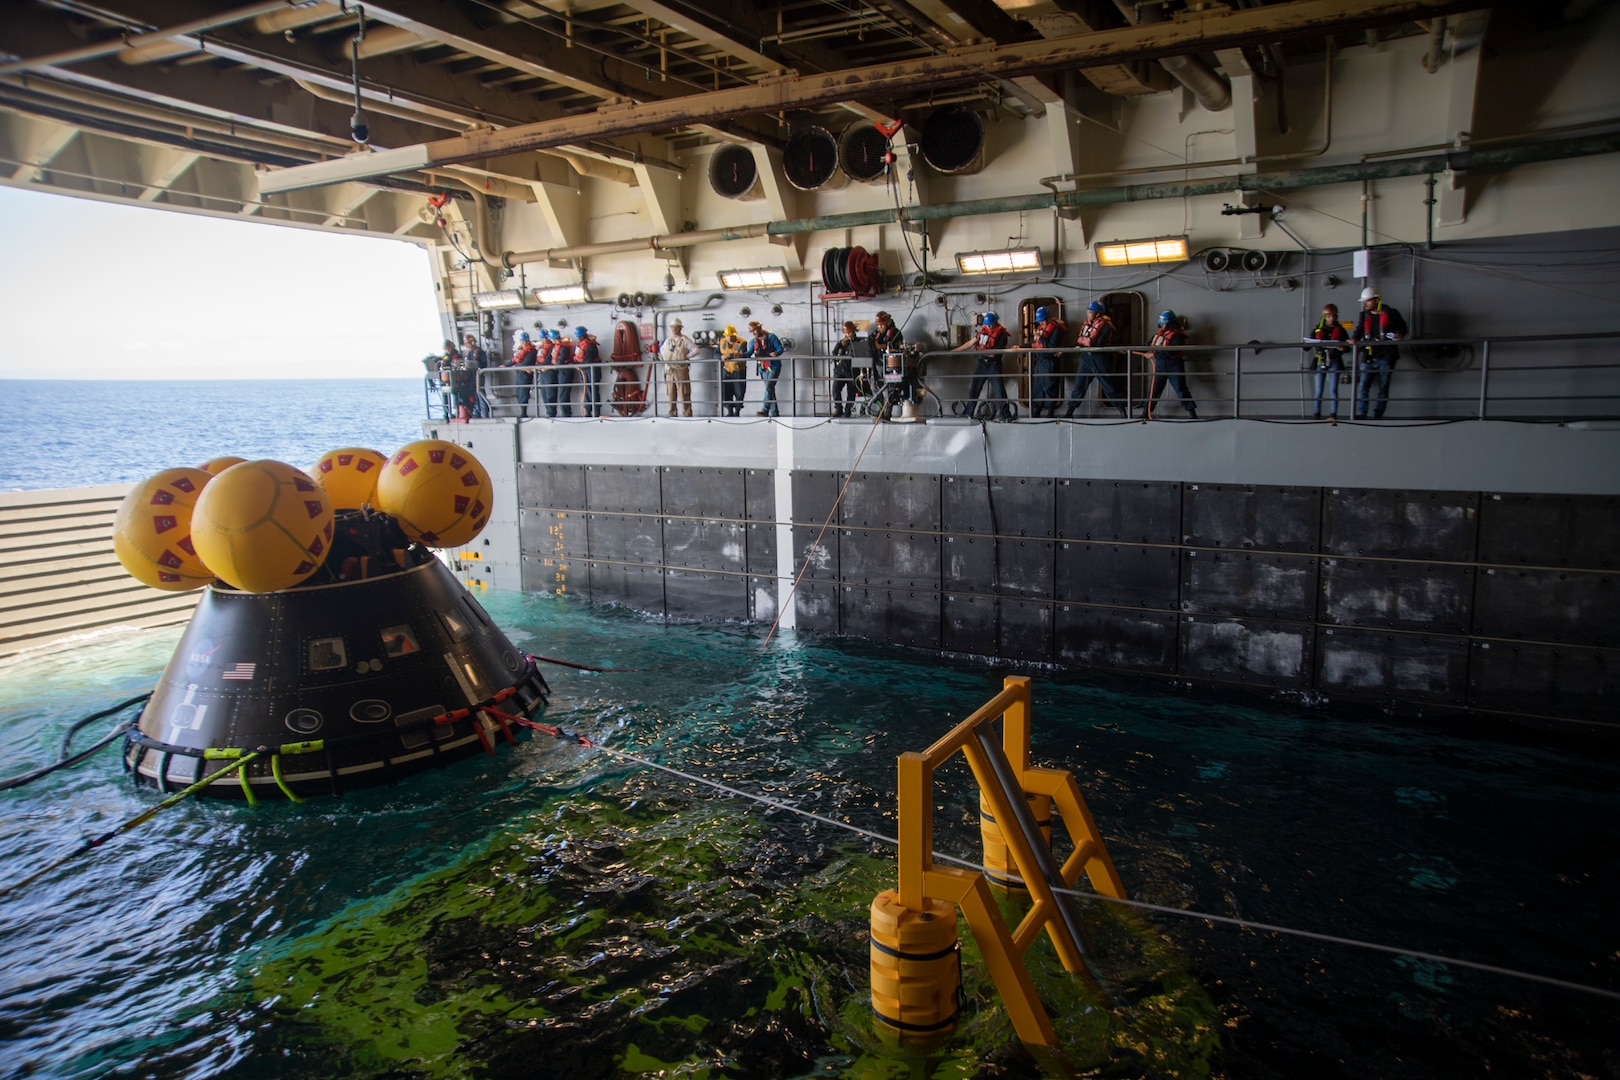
[472,289,527,310]
[955,248,1042,275]
[718,267,790,289]
[534,284,590,305]
[1095,236,1190,267]
[256,144,433,195]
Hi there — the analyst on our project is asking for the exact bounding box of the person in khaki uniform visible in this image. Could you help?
[717,324,748,416]
[659,318,697,416]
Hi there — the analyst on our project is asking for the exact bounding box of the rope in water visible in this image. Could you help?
[0,751,262,900]
[519,727,1620,1005]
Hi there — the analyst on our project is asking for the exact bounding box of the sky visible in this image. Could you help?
[0,185,445,380]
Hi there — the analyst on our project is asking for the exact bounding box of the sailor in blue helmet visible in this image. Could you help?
[1064,300,1127,418]
[1027,306,1067,418]
[509,329,539,417]
[573,324,605,417]
[1135,310,1196,419]
[954,311,1013,420]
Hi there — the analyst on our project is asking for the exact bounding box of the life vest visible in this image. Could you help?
[1077,315,1114,348]
[554,339,576,365]
[975,324,1009,350]
[512,343,538,367]
[1033,319,1066,350]
[575,338,599,366]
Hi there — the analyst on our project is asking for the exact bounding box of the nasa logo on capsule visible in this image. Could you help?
[185,639,220,678]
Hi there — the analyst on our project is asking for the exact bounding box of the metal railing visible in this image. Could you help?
[429,331,1620,423]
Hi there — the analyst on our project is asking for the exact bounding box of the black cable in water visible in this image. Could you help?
[0,693,149,793]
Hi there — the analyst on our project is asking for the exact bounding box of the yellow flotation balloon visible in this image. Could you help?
[112,467,216,591]
[198,455,247,475]
[191,460,335,592]
[375,439,491,548]
[311,447,387,510]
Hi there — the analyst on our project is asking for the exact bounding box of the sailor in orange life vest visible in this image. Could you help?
[1351,285,1408,420]
[1308,303,1352,420]
[509,330,538,417]
[954,312,1013,420]
[1135,310,1197,420]
[1065,300,1128,418]
[535,328,562,417]
[1027,306,1066,418]
[574,325,604,417]
[552,327,578,417]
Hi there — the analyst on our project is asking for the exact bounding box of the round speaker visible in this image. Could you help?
[1241,249,1268,272]
[1203,249,1230,273]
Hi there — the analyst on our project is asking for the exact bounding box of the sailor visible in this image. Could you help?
[749,321,785,417]
[831,321,860,417]
[460,332,489,418]
[1136,310,1197,420]
[510,330,538,417]
[660,318,697,417]
[1308,303,1351,420]
[1065,301,1127,418]
[552,327,577,418]
[574,326,604,417]
[1027,306,1066,418]
[717,324,748,416]
[954,312,1013,421]
[1351,286,1408,420]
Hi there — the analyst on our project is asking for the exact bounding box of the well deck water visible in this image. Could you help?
[0,592,1615,1078]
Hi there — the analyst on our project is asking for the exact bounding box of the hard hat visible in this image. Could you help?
[573,326,587,338]
[1360,286,1379,301]
[876,310,891,321]
[517,331,530,342]
[671,319,683,329]
[983,312,999,325]
[1034,306,1049,322]
[724,325,737,336]
[1158,310,1176,325]
[1087,300,1105,313]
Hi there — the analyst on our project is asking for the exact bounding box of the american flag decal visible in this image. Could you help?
[221,662,256,681]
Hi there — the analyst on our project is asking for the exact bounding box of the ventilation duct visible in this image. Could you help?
[783,127,847,191]
[708,143,763,200]
[920,104,986,175]
[838,123,891,184]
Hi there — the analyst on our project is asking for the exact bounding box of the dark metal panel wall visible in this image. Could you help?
[513,461,1617,729]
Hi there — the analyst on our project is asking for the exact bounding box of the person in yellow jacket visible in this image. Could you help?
[717,324,748,416]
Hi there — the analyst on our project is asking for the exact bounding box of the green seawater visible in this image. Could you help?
[1,592,1616,1079]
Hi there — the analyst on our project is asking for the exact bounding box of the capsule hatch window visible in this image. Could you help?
[381,624,420,658]
[308,636,347,672]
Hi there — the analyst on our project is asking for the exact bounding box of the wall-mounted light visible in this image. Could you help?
[955,248,1041,275]
[1095,236,1189,267]
[718,267,790,289]
[472,289,527,310]
[534,284,591,305]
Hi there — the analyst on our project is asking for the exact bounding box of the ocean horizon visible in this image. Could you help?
[0,378,432,492]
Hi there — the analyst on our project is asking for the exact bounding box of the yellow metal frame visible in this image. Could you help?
[894,675,1127,1046]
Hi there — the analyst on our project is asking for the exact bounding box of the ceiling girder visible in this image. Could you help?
[410,0,1482,169]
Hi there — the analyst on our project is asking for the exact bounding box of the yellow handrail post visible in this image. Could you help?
[896,751,930,911]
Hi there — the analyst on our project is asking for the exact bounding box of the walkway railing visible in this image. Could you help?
[430,330,1620,423]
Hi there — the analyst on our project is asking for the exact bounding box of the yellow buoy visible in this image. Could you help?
[190,460,334,592]
[979,791,1053,891]
[111,467,216,591]
[311,447,387,510]
[374,439,491,548]
[197,455,247,475]
[869,890,960,1043]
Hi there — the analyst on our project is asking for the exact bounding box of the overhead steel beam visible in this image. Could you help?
[407,0,1483,170]
[0,1,293,76]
